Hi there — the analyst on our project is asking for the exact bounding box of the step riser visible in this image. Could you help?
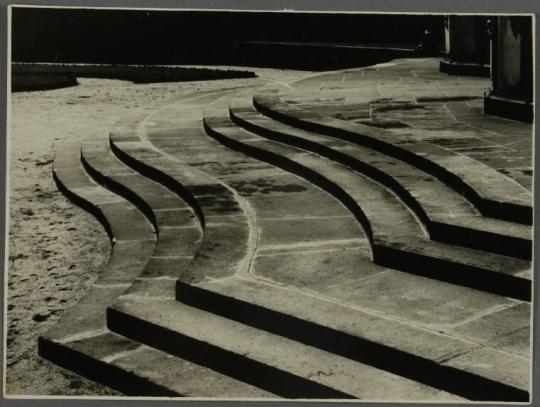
[106,307,354,399]
[38,337,179,397]
[52,166,113,240]
[374,245,531,302]
[80,151,158,232]
[430,222,531,261]
[253,98,532,225]
[479,200,532,227]
[175,282,528,402]
[204,119,530,301]
[109,138,206,228]
[230,109,531,260]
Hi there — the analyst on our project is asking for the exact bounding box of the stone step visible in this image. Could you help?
[42,133,271,397]
[203,111,531,301]
[80,137,205,279]
[105,127,277,397]
[253,93,532,225]
[174,277,529,402]
[40,330,272,397]
[108,286,464,400]
[109,134,252,286]
[41,140,160,394]
[229,97,531,260]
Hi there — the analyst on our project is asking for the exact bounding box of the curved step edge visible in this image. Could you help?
[109,135,205,228]
[80,144,159,234]
[45,139,250,397]
[40,142,163,395]
[109,134,252,288]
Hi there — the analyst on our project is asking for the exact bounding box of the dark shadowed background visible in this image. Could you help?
[11,8,444,69]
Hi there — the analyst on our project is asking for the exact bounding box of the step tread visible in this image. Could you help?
[41,140,165,394]
[81,142,191,215]
[53,141,154,242]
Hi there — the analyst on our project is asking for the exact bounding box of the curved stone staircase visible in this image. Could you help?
[39,67,532,401]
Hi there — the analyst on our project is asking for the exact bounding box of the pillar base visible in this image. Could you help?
[440,60,490,78]
[484,94,534,123]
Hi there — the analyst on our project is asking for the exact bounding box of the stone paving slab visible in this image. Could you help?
[106,338,274,398]
[100,240,169,284]
[153,207,198,227]
[247,190,351,219]
[99,204,156,241]
[450,303,530,355]
[252,248,380,291]
[443,347,529,391]
[258,216,362,246]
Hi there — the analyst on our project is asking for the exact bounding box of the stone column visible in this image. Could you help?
[484,16,533,123]
[440,15,491,77]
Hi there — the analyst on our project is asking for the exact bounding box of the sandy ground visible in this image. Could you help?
[4,68,309,396]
